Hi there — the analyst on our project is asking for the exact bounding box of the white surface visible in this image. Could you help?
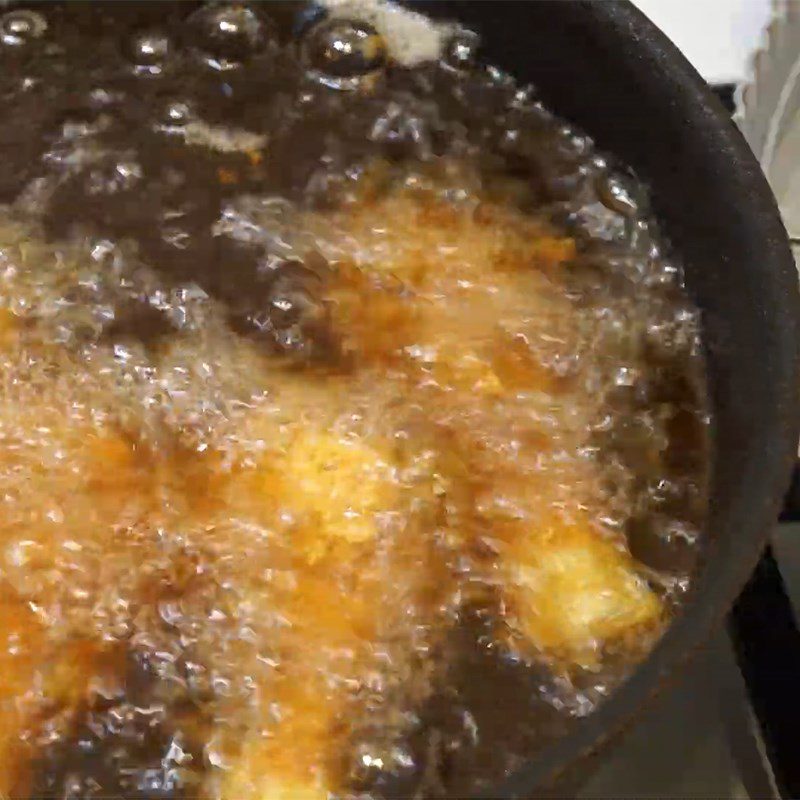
[631,0,771,84]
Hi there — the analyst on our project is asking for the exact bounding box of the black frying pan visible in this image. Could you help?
[399,1,800,795]
[3,0,796,795]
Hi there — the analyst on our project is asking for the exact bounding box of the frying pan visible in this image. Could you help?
[400,1,800,796]
[3,0,797,796]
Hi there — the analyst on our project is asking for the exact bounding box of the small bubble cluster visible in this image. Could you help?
[0,2,708,799]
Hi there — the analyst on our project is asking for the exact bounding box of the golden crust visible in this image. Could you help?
[499,510,662,668]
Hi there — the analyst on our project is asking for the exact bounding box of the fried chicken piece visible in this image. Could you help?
[0,377,157,791]
[246,166,577,378]
[498,509,662,669]
[324,262,425,368]
[322,258,571,400]
[306,183,576,295]
[199,414,445,800]
[223,731,329,800]
[0,590,45,795]
[216,623,368,800]
[271,428,397,555]
[434,412,662,671]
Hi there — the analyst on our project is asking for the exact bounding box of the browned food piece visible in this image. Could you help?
[0,590,46,795]
[432,433,663,669]
[260,174,580,379]
[0,419,156,624]
[196,419,446,800]
[274,429,395,553]
[325,262,425,368]
[0,388,159,791]
[431,411,662,670]
[497,509,662,669]
[307,188,576,293]
[216,578,379,800]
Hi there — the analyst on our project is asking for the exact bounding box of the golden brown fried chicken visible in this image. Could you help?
[493,508,662,668]
[190,407,447,800]
[312,183,579,382]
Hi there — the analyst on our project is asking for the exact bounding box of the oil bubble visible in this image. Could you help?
[157,99,197,133]
[598,173,639,217]
[1,9,47,47]
[125,30,171,75]
[303,18,387,90]
[186,3,272,71]
[84,159,143,197]
[555,124,592,159]
[441,28,479,72]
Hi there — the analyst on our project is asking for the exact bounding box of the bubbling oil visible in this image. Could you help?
[0,3,707,798]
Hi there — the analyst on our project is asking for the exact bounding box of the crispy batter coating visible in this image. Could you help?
[209,415,443,799]
[499,510,662,668]
[311,184,579,382]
